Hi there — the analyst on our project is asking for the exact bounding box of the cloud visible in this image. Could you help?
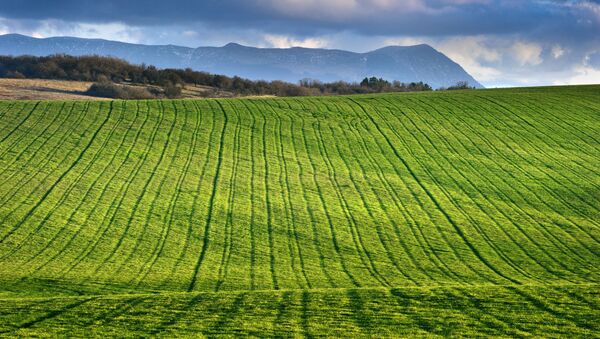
[569,0,600,22]
[0,20,8,35]
[0,17,143,43]
[382,37,428,47]
[0,0,585,37]
[554,65,600,85]
[551,44,565,59]
[262,34,329,48]
[569,66,600,84]
[182,30,198,38]
[584,51,600,68]
[435,37,502,81]
[510,41,543,66]
[258,0,432,21]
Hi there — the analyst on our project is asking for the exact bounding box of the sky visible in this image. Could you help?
[0,0,599,87]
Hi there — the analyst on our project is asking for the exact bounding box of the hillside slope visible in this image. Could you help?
[0,34,482,88]
[0,86,598,336]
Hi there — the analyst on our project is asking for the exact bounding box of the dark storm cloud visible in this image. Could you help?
[0,1,262,26]
[0,0,595,37]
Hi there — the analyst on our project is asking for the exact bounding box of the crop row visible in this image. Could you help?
[0,86,598,295]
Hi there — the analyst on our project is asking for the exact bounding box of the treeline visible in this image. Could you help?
[299,77,432,95]
[0,54,436,98]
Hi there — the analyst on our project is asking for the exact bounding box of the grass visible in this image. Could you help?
[0,85,598,336]
[0,78,238,101]
[0,78,101,101]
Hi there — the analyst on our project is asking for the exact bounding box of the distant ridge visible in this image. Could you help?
[0,34,482,88]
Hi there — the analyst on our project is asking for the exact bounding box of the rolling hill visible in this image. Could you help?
[0,86,598,336]
[0,33,482,88]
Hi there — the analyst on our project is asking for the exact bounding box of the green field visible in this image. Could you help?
[0,86,598,336]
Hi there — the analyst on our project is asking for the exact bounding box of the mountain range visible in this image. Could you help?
[0,34,482,88]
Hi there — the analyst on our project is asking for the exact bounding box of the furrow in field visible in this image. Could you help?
[327,122,416,284]
[331,100,439,283]
[111,100,183,280]
[0,101,104,247]
[459,97,600,242]
[475,95,600,208]
[0,101,19,121]
[296,98,380,286]
[435,94,599,238]
[275,98,337,288]
[90,100,175,279]
[132,100,197,285]
[0,102,85,208]
[288,98,360,287]
[0,101,50,161]
[33,101,142,276]
[445,287,531,336]
[504,98,600,183]
[141,100,204,287]
[145,294,205,336]
[327,99,442,283]
[0,102,65,189]
[337,99,468,284]
[259,101,279,290]
[245,101,258,290]
[415,96,598,270]
[168,100,217,281]
[258,99,312,288]
[0,101,40,144]
[13,101,127,269]
[0,103,62,177]
[518,97,600,163]
[1,284,597,336]
[244,99,300,289]
[1,101,112,260]
[306,98,404,286]
[505,285,597,331]
[110,101,180,278]
[343,99,489,284]
[505,95,599,162]
[187,99,229,292]
[81,297,149,328]
[1,297,97,333]
[375,98,553,282]
[399,96,583,280]
[58,101,154,277]
[348,97,519,285]
[68,100,162,276]
[243,100,282,290]
[213,100,242,291]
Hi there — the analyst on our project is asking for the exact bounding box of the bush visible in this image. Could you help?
[444,81,475,91]
[163,82,182,99]
[5,70,25,79]
[85,82,155,99]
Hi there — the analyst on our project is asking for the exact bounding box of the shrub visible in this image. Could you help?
[445,81,475,90]
[5,70,26,79]
[163,82,182,99]
[85,82,155,99]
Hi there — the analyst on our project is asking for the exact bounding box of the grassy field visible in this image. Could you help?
[0,78,100,100]
[0,85,598,336]
[0,78,238,100]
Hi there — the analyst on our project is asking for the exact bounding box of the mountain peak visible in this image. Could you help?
[1,33,33,39]
[371,43,435,53]
[223,42,245,48]
[0,34,482,88]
